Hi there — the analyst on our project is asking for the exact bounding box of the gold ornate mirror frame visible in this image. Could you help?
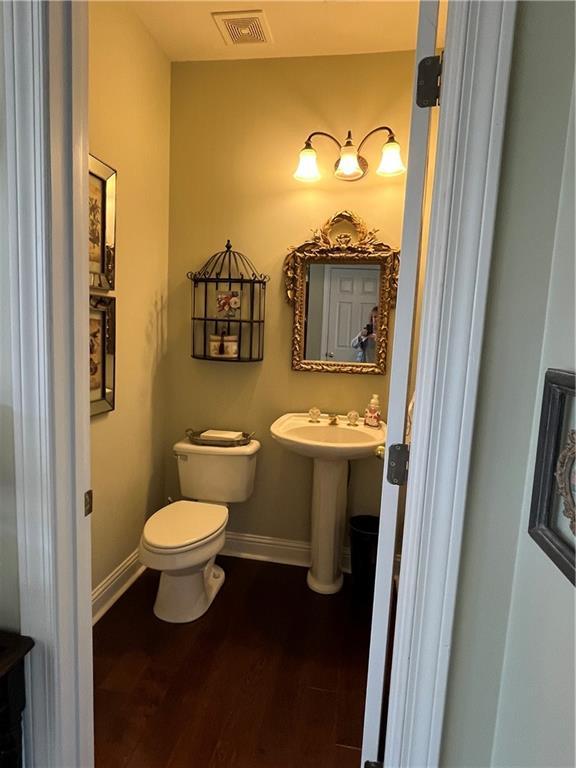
[283,210,399,374]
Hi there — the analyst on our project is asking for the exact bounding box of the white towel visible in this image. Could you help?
[200,429,243,441]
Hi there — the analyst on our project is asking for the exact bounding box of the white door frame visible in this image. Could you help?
[4,1,516,766]
[362,0,439,758]
[3,2,93,766]
[382,2,517,765]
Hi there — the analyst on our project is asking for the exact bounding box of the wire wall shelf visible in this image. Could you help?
[187,240,270,363]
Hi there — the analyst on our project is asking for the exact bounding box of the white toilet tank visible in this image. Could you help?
[173,439,260,503]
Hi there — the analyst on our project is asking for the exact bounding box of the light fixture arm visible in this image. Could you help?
[304,131,342,150]
[357,125,396,154]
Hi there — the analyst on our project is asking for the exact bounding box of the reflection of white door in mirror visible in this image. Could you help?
[324,266,379,362]
[305,264,380,362]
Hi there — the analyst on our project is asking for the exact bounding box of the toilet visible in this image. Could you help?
[139,437,260,623]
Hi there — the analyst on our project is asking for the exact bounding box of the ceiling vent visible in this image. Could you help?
[212,10,272,46]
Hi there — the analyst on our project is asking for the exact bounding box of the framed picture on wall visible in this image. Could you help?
[89,154,116,290]
[528,368,575,584]
[90,294,116,417]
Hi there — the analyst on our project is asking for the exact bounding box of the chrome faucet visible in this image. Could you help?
[328,413,338,425]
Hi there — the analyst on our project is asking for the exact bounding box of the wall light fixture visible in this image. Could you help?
[293,126,406,182]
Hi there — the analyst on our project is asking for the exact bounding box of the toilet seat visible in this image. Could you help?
[142,500,228,552]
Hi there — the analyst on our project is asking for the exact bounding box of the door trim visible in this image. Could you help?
[361,1,440,758]
[4,1,93,765]
[383,2,517,766]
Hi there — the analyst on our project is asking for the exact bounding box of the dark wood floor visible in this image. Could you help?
[93,556,372,768]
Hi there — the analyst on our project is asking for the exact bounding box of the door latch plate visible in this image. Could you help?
[84,489,93,517]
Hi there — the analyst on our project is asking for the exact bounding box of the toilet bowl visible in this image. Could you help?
[140,500,228,622]
[139,437,260,623]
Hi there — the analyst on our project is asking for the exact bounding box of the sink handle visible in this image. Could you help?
[308,407,321,423]
[346,410,359,426]
[375,445,385,460]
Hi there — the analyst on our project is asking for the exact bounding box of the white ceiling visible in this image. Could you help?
[125,1,438,62]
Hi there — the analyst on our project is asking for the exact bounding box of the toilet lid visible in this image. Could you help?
[143,500,228,550]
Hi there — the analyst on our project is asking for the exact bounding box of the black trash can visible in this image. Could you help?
[349,515,379,596]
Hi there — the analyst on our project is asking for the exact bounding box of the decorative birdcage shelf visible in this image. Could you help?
[187,240,269,362]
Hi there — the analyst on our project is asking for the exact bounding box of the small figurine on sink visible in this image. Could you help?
[364,394,382,428]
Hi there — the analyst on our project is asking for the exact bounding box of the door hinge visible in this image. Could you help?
[84,489,93,517]
[387,443,410,486]
[416,54,442,107]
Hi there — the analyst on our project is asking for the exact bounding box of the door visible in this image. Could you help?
[323,266,380,362]
[361,1,441,764]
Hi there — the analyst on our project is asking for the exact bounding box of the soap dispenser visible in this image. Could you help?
[364,393,381,428]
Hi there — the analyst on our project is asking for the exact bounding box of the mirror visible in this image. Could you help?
[283,211,399,374]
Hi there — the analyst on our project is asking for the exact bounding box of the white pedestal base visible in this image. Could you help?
[306,569,344,595]
[153,558,225,623]
[307,458,348,594]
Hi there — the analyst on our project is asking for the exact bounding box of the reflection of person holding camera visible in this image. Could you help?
[352,306,378,363]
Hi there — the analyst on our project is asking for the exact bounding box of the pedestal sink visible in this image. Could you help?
[270,413,386,594]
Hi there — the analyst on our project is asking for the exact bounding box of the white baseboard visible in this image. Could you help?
[92,534,352,624]
[92,548,145,624]
[222,531,352,573]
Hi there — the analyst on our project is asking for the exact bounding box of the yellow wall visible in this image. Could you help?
[89,3,171,587]
[167,52,415,541]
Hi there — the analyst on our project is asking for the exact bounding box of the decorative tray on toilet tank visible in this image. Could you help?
[185,429,255,448]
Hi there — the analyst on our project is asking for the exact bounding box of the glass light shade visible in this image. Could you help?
[293,147,321,182]
[376,140,406,176]
[334,143,364,180]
